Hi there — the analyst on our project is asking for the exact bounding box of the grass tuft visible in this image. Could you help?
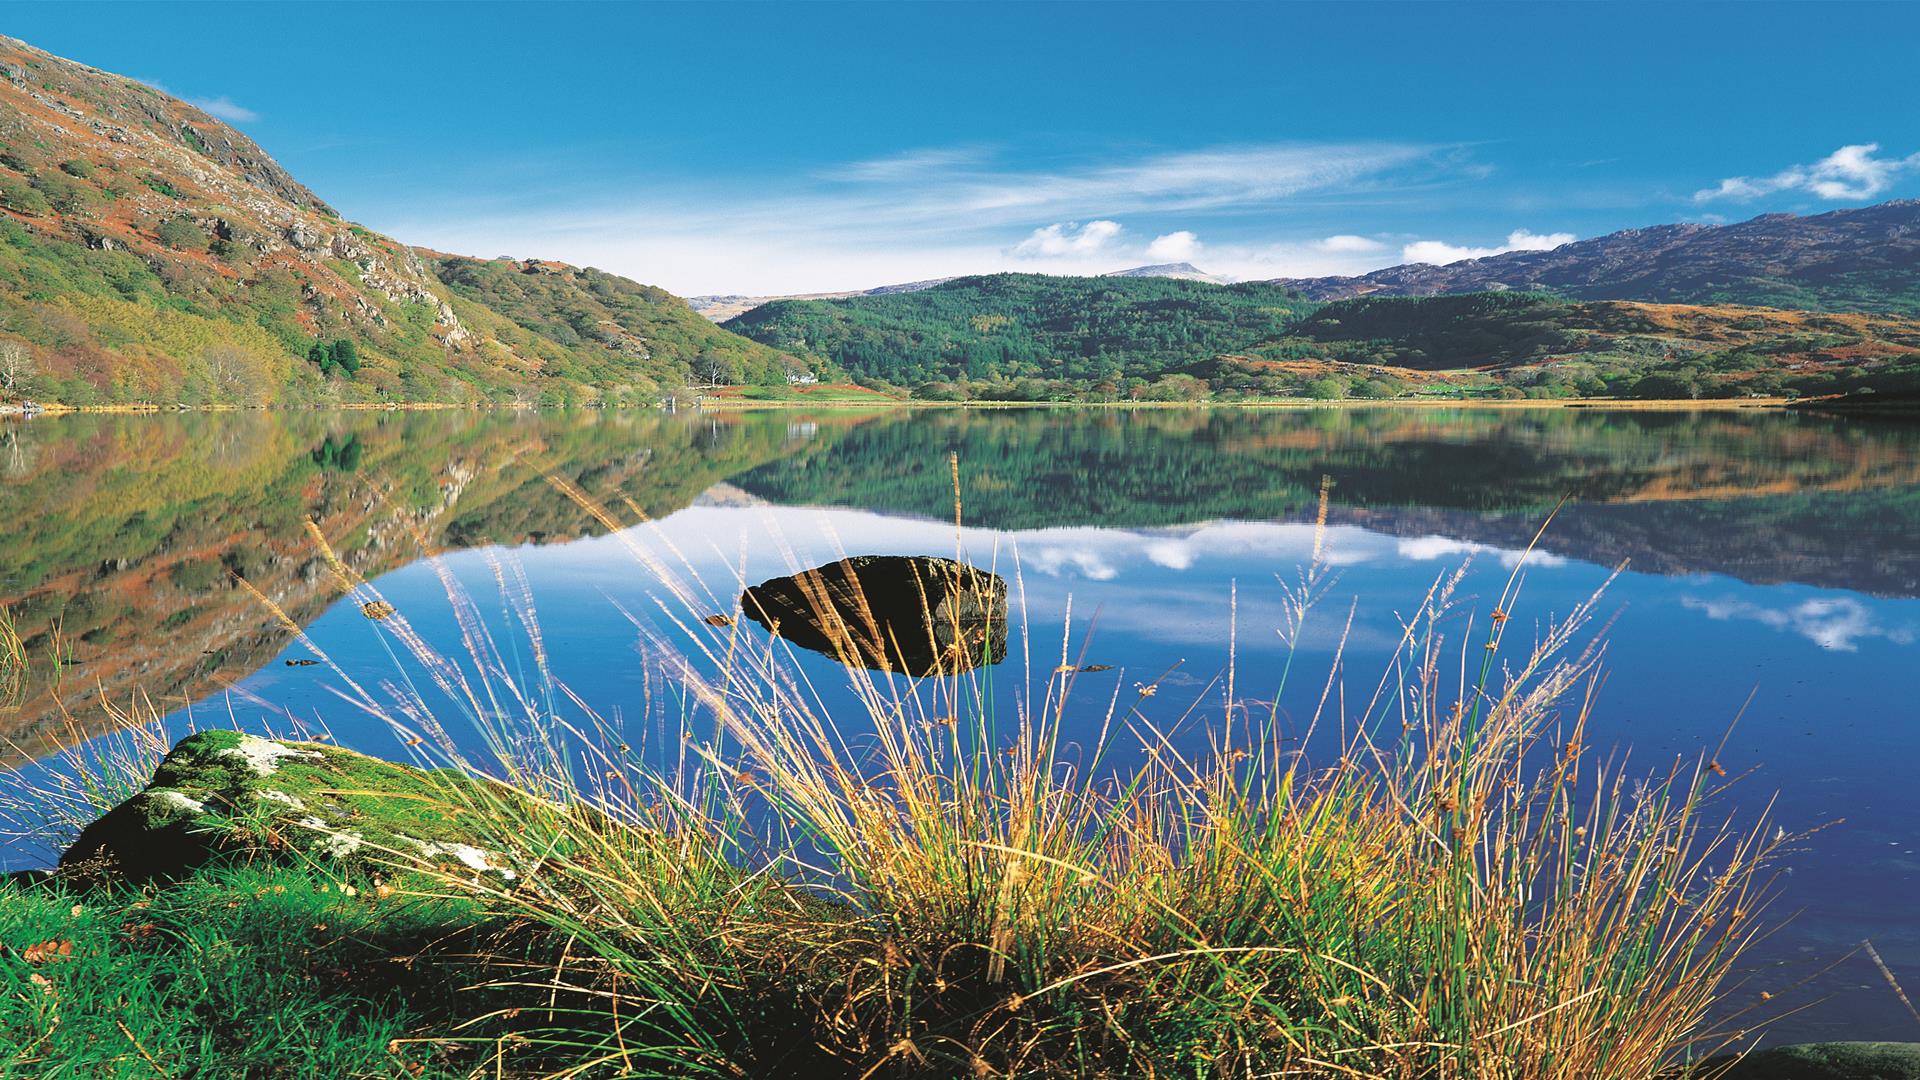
[0,477,1790,1077]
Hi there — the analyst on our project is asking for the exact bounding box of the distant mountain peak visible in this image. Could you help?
[1104,263,1229,284]
[1263,201,1920,313]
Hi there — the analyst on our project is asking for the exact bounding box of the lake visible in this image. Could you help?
[2,405,1917,1045]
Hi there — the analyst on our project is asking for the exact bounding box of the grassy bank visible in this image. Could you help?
[0,492,1787,1077]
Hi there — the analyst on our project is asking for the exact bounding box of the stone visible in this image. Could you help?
[60,730,525,886]
[1704,1043,1920,1079]
[741,555,1007,676]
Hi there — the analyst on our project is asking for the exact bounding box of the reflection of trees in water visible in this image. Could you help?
[0,408,864,761]
[735,407,1920,529]
[0,424,35,481]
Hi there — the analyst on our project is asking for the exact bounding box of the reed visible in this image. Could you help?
[0,476,1787,1077]
[289,477,1786,1079]
[0,605,26,713]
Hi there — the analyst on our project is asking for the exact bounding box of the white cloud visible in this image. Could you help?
[1145,230,1202,262]
[1400,228,1575,266]
[1013,220,1125,259]
[190,96,260,124]
[1695,143,1920,202]
[1317,234,1385,254]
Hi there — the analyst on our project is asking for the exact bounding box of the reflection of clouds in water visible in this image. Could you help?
[581,505,1557,589]
[1397,535,1568,569]
[556,507,1449,657]
[1014,521,1486,580]
[1681,594,1916,652]
[1025,546,1119,581]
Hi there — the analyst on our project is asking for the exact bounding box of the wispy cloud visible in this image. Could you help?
[135,77,260,124]
[1400,228,1575,266]
[189,96,260,124]
[381,140,1457,293]
[1694,143,1920,202]
[827,146,994,182]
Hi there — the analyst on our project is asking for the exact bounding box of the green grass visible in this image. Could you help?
[0,865,502,1078]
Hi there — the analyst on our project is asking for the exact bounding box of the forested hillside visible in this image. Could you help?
[721,273,1315,396]
[1246,293,1920,400]
[0,35,797,406]
[724,279,1920,401]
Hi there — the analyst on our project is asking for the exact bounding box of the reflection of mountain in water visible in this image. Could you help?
[5,405,1917,760]
[0,410,867,761]
[732,408,1920,596]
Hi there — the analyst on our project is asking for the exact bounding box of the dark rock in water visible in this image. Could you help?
[741,555,1007,676]
[60,730,526,886]
[1702,1042,1920,1079]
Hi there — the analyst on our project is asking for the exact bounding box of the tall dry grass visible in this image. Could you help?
[0,605,26,714]
[256,470,1784,1079]
[0,469,1786,1077]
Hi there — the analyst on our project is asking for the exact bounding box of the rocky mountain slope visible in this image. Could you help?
[0,36,798,406]
[1267,202,1920,314]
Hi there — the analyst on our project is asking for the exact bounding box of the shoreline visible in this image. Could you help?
[2,396,1815,416]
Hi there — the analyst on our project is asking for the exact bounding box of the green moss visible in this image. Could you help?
[60,732,531,885]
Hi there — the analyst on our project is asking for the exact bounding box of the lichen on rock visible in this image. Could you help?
[60,730,527,886]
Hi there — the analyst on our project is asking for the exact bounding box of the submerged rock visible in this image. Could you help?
[1705,1042,1920,1079]
[60,730,523,886]
[741,555,1007,676]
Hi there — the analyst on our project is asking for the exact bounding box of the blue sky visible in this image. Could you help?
[9,1,1920,293]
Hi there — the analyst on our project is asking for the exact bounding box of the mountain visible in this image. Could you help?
[0,35,799,407]
[1221,291,1920,399]
[1104,262,1230,284]
[721,272,1920,401]
[687,277,955,322]
[720,272,1317,392]
[1267,202,1920,314]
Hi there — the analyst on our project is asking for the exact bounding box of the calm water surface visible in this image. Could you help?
[2,406,1917,1045]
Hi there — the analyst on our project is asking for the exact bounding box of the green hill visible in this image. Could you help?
[0,35,800,407]
[724,279,1920,401]
[1244,292,1920,399]
[720,273,1316,396]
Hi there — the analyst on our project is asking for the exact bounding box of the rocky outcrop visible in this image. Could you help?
[741,555,1007,676]
[60,731,525,886]
[1705,1042,1920,1079]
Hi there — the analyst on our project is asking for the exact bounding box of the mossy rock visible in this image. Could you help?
[1707,1043,1920,1079]
[60,731,525,886]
